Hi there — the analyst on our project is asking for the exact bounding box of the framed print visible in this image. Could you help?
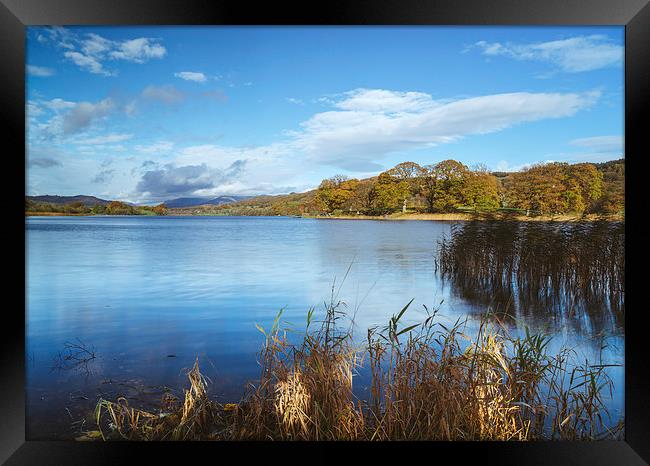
[2,0,649,463]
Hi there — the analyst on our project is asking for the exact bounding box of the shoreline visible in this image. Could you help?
[307,212,624,222]
[26,211,625,222]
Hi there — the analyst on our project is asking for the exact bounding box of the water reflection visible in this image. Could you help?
[436,221,624,336]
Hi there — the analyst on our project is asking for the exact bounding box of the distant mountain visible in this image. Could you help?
[162,196,252,208]
[27,195,112,206]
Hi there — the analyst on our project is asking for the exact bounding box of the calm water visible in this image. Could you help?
[25,216,624,439]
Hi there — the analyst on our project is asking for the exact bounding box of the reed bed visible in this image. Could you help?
[91,297,622,441]
[436,221,625,332]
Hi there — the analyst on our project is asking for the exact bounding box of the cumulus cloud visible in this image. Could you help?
[292,88,601,169]
[174,71,207,83]
[472,35,623,73]
[141,85,186,105]
[27,65,55,77]
[63,98,115,135]
[135,160,247,199]
[40,28,167,75]
[109,38,166,62]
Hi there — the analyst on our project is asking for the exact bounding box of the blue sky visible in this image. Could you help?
[26,26,624,203]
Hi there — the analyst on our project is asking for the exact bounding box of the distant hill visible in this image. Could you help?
[27,195,111,206]
[169,191,316,216]
[162,196,252,208]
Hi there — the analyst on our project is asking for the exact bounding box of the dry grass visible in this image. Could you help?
[91,300,622,441]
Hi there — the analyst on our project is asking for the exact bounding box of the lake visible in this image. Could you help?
[25,216,624,439]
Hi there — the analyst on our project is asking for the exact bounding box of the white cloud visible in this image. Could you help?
[174,71,207,83]
[74,133,133,145]
[64,50,112,76]
[570,135,623,152]
[494,159,557,172]
[286,98,304,105]
[473,35,623,73]
[27,65,55,77]
[41,28,167,75]
[42,98,76,111]
[109,38,166,63]
[135,141,175,154]
[81,33,112,56]
[334,89,434,112]
[291,88,601,169]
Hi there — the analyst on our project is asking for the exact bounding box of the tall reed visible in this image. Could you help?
[92,300,622,441]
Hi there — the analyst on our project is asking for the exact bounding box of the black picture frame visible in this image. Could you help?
[2,0,648,463]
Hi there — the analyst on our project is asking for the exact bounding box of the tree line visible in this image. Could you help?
[312,159,623,216]
[25,199,168,216]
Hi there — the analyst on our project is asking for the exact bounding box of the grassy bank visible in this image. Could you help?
[88,301,622,441]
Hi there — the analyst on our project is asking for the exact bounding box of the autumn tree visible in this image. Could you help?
[461,171,501,211]
[505,163,569,214]
[591,160,624,214]
[565,163,603,212]
[316,175,359,213]
[420,160,469,212]
[348,179,377,213]
[106,201,135,215]
[504,162,603,215]
[387,161,425,211]
[372,172,410,214]
[153,203,168,216]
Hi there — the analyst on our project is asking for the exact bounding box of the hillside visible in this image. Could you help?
[163,196,252,208]
[170,191,316,216]
[26,195,111,206]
